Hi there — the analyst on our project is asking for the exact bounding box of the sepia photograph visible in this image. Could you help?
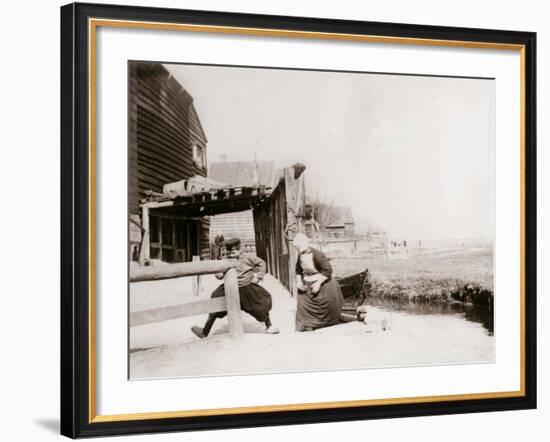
[128,61,495,379]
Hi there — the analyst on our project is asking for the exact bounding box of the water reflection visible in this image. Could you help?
[365,299,494,335]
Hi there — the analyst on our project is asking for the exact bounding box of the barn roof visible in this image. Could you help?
[209,161,276,188]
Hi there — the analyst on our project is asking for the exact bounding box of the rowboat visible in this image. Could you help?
[336,268,370,314]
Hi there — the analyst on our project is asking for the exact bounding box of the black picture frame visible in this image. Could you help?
[60,2,537,438]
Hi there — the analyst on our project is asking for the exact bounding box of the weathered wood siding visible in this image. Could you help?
[253,184,291,291]
[129,62,209,262]
[253,168,306,294]
[129,62,207,214]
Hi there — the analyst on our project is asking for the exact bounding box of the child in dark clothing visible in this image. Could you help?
[191,237,279,338]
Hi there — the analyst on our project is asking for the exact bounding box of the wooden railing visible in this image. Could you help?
[130,259,243,338]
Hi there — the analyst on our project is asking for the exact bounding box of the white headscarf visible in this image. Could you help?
[292,233,310,253]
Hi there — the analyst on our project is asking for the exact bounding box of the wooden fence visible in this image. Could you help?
[252,166,306,296]
[130,259,243,338]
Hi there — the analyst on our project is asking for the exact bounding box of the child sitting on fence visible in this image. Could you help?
[191,237,280,338]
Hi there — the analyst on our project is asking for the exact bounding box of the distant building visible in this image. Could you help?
[366,227,388,249]
[324,207,355,239]
[208,160,277,250]
[129,62,209,262]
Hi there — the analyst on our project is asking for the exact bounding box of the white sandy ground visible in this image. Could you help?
[129,274,494,379]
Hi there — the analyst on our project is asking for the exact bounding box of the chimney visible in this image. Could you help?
[220,154,227,162]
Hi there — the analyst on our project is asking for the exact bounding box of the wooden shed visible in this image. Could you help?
[139,164,306,294]
[129,62,210,262]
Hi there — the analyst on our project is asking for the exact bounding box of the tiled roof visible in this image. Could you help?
[209,161,276,187]
[209,211,256,244]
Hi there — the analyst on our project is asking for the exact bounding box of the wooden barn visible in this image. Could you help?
[208,161,277,251]
[129,62,210,262]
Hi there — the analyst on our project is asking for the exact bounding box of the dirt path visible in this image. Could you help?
[130,274,494,379]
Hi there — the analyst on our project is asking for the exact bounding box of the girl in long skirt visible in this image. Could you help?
[292,233,344,332]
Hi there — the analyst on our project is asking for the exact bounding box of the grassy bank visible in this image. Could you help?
[331,247,494,309]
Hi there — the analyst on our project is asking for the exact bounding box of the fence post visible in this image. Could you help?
[192,255,201,296]
[224,267,243,337]
[138,205,150,266]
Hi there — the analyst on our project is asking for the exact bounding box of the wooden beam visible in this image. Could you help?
[141,200,174,209]
[130,258,238,282]
[224,267,244,337]
[146,212,202,221]
[130,297,227,326]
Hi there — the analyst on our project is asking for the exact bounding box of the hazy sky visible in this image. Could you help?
[166,63,495,240]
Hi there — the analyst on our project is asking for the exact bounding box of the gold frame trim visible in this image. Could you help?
[88,18,527,424]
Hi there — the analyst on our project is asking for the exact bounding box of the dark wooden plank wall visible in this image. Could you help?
[253,183,291,291]
[129,62,210,262]
[130,62,207,214]
[253,168,306,294]
[129,63,139,216]
[199,217,211,259]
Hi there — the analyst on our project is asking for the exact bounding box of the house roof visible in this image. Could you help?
[188,104,207,143]
[327,206,354,226]
[209,161,276,188]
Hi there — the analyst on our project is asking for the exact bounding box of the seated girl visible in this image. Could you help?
[292,233,344,332]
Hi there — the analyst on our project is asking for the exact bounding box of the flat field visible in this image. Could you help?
[331,247,494,304]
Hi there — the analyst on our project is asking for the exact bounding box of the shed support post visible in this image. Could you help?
[284,167,306,297]
[224,267,243,338]
[139,205,150,266]
[192,255,201,296]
